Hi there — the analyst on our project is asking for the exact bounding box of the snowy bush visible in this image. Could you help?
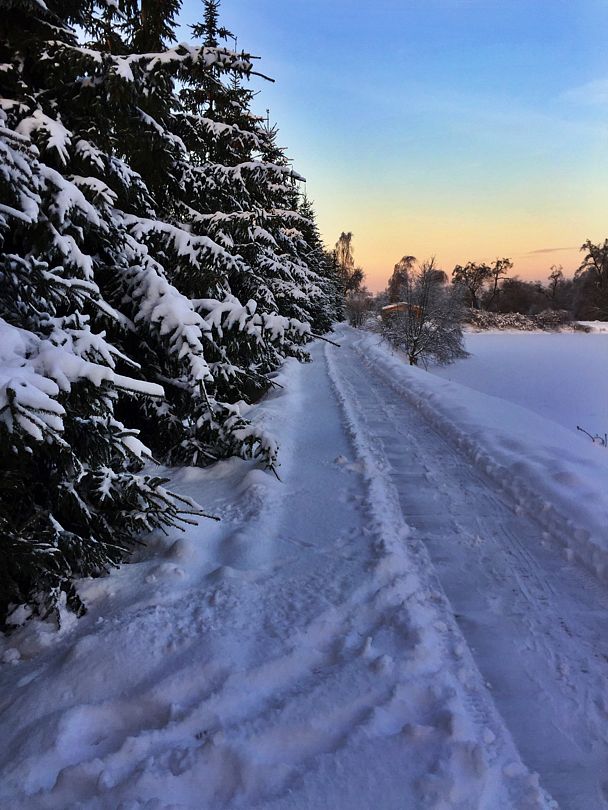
[465,309,571,331]
[535,309,572,329]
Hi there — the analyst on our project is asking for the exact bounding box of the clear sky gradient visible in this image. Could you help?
[180,0,608,292]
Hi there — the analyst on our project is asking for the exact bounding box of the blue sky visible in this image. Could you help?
[180,0,608,290]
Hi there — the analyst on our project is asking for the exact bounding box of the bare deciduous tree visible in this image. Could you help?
[387,255,416,303]
[548,265,565,300]
[334,232,364,294]
[486,257,513,309]
[345,287,373,327]
[382,259,468,367]
[452,261,492,309]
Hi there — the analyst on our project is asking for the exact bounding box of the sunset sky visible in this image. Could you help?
[181,0,608,292]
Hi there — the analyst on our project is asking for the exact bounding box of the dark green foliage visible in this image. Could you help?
[0,0,335,624]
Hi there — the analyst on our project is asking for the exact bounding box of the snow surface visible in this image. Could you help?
[4,325,608,807]
[361,329,608,584]
[430,330,608,436]
[577,320,608,333]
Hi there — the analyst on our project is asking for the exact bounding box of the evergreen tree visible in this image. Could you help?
[73,0,287,466]
[296,195,341,332]
[0,0,336,620]
[0,0,206,622]
[133,0,182,52]
[130,2,313,459]
[166,1,335,410]
[198,0,231,48]
[254,123,336,332]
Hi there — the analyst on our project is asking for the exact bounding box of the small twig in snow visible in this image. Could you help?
[577,425,608,447]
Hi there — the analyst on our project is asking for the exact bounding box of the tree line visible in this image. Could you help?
[449,241,608,320]
[0,0,340,623]
[336,237,608,325]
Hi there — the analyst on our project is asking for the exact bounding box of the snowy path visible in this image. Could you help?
[339,332,608,809]
[2,326,607,808]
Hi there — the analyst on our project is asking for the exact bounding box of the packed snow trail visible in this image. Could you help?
[4,326,605,808]
[337,329,608,809]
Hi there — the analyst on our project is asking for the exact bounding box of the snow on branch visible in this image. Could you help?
[193,295,311,345]
[0,126,41,227]
[125,214,242,273]
[47,41,260,80]
[135,107,187,157]
[0,318,163,447]
[174,112,264,150]
[15,110,72,165]
[120,251,214,389]
[41,164,101,228]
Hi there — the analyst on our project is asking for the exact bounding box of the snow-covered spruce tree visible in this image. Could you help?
[0,0,208,622]
[0,0,336,619]
[162,9,303,413]
[296,195,341,333]
[160,1,336,417]
[69,0,334,469]
[51,0,290,467]
[253,122,338,335]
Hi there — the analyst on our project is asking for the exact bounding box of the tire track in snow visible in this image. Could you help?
[324,342,552,810]
[339,331,608,809]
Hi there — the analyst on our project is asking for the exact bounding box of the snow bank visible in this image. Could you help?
[351,328,608,584]
[0,356,306,807]
[576,320,608,333]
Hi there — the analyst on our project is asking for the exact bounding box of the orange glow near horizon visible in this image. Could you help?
[180,0,608,301]
[356,246,584,294]
[314,201,603,294]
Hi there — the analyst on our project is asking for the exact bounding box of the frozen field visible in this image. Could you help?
[431,330,608,438]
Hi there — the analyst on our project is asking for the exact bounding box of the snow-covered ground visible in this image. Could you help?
[578,320,608,333]
[3,325,608,808]
[430,330,608,436]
